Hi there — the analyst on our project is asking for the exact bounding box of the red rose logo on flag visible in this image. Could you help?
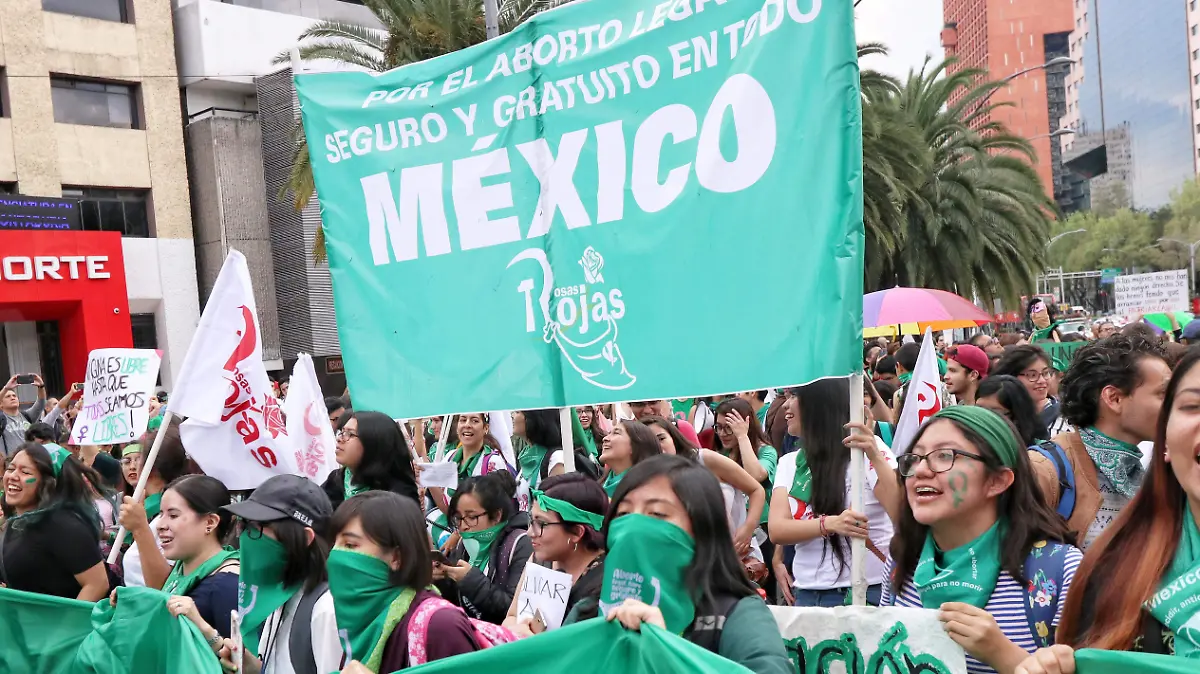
[261,396,287,440]
[915,380,942,425]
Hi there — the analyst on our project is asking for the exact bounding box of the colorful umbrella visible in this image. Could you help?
[863,288,992,337]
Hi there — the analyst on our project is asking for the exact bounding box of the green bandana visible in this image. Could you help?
[934,406,1020,468]
[532,489,605,530]
[1031,320,1062,345]
[238,531,300,654]
[364,587,430,673]
[899,372,912,386]
[453,445,490,479]
[461,520,506,570]
[163,547,238,597]
[44,444,71,477]
[600,514,696,634]
[122,443,143,458]
[327,548,404,666]
[124,491,162,546]
[788,449,812,505]
[343,469,370,501]
[602,469,627,497]
[518,442,549,488]
[1079,427,1145,498]
[912,520,1005,609]
[1145,506,1200,659]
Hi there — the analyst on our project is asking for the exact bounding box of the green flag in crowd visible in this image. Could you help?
[0,586,222,674]
[399,618,750,674]
[1076,649,1197,673]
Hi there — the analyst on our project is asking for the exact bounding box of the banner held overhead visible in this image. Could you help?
[297,0,864,418]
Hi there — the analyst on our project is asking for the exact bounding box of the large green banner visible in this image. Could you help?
[296,0,864,418]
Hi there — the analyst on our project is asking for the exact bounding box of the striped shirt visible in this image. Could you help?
[880,546,1083,674]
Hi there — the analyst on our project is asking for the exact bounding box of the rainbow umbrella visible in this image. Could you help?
[863,288,992,337]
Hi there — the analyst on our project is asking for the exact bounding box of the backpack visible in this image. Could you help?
[682,594,743,653]
[405,596,515,666]
[1030,441,1076,521]
[538,446,601,481]
[1022,541,1070,649]
[288,582,329,674]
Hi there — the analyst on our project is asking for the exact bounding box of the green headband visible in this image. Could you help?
[44,443,72,477]
[122,443,143,458]
[932,406,1020,468]
[531,489,605,531]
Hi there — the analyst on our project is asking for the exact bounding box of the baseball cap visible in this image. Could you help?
[223,474,333,530]
[1183,319,1200,342]
[947,344,990,377]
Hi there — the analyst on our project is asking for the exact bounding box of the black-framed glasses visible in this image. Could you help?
[336,429,358,441]
[1019,368,1053,383]
[451,512,488,530]
[244,521,266,540]
[529,518,568,536]
[897,448,987,477]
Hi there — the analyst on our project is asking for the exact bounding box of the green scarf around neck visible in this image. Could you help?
[363,587,435,673]
[1079,427,1145,498]
[1145,506,1200,658]
[788,448,812,505]
[327,548,404,667]
[572,409,598,458]
[461,520,506,570]
[344,468,370,501]
[517,442,549,488]
[912,520,1005,609]
[453,444,488,479]
[602,469,627,497]
[238,531,300,654]
[163,547,238,597]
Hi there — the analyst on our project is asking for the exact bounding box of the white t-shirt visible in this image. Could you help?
[258,590,341,674]
[772,443,896,589]
[1083,472,1131,551]
[697,449,762,561]
[546,450,565,475]
[122,515,174,587]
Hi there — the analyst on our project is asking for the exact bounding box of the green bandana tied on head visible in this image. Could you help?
[933,406,1020,468]
[600,514,696,634]
[461,521,506,570]
[912,520,1006,609]
[238,530,300,654]
[1079,426,1145,498]
[121,443,142,458]
[343,469,370,501]
[163,547,238,597]
[327,548,404,667]
[532,489,605,530]
[1145,506,1200,658]
[602,469,627,497]
[44,443,71,477]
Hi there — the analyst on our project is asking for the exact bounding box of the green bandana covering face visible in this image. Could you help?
[1145,506,1200,658]
[238,530,300,654]
[461,520,506,569]
[44,444,71,477]
[518,443,549,488]
[343,469,370,501]
[327,548,404,666]
[602,469,627,497]
[933,406,1020,468]
[1079,427,1145,498]
[600,514,696,634]
[163,547,238,597]
[912,520,1005,609]
[532,489,605,530]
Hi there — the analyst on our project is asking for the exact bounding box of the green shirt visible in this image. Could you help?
[756,446,778,525]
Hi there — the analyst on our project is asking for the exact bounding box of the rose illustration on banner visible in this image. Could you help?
[579,246,605,284]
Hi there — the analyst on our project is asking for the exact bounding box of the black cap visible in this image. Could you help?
[224,474,333,530]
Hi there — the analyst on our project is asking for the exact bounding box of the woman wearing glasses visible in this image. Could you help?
[321,411,418,511]
[992,346,1066,436]
[520,473,609,622]
[881,406,1080,674]
[435,471,533,624]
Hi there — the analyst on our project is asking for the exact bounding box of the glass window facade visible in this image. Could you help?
[1068,0,1195,209]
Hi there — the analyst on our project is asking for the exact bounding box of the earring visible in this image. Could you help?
[572,540,579,552]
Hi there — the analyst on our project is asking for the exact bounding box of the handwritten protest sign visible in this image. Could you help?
[73,349,162,445]
[770,606,967,674]
[516,564,573,631]
[1114,269,1189,316]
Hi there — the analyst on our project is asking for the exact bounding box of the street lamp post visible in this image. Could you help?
[1157,238,1200,295]
[1029,129,1077,142]
[973,57,1076,115]
[1048,228,1087,300]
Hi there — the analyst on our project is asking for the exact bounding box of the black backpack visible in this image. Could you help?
[538,446,601,481]
[683,594,743,653]
[288,581,330,674]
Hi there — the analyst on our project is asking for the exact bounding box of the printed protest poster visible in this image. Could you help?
[296,0,864,418]
[1114,269,1189,316]
[515,564,573,631]
[73,349,162,445]
[770,606,967,674]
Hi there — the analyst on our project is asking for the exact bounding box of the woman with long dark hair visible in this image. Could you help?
[524,473,609,620]
[769,379,900,607]
[977,375,1052,447]
[513,409,560,495]
[321,410,418,510]
[0,442,109,600]
[598,419,662,497]
[883,406,1080,674]
[575,405,606,458]
[566,454,790,672]
[1016,349,1200,672]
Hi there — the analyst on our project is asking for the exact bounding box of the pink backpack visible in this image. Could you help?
[406,596,515,666]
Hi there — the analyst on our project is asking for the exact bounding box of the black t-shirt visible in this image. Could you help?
[189,571,240,639]
[92,452,122,490]
[1,507,102,598]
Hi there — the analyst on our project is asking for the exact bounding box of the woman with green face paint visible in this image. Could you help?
[216,474,339,674]
[327,491,491,672]
[883,406,1080,674]
[566,454,792,674]
[436,470,533,625]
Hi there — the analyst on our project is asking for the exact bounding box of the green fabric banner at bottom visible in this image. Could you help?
[1076,649,1196,673]
[0,586,222,673]
[399,618,750,674]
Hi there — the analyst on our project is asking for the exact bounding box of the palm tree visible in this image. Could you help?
[279,0,571,260]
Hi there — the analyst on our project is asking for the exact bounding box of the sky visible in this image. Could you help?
[854,0,944,77]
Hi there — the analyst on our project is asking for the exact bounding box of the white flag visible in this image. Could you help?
[890,327,945,455]
[284,354,338,484]
[176,250,297,489]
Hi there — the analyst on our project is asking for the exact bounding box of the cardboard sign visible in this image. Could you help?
[1115,270,1189,316]
[73,348,162,445]
[515,564,573,631]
